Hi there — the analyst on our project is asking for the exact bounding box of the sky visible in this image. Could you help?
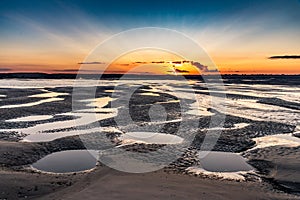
[0,0,300,74]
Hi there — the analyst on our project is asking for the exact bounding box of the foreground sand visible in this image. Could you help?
[1,166,293,200]
[42,168,299,200]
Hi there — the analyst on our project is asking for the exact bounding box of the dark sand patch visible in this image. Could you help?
[0,168,81,199]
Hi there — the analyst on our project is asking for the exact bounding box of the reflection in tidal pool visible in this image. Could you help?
[119,132,184,145]
[198,151,253,172]
[32,150,98,173]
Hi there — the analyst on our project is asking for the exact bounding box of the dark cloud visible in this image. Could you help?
[172,61,182,64]
[0,68,12,71]
[174,68,189,73]
[78,62,105,64]
[133,61,147,64]
[134,61,165,64]
[151,61,165,64]
[191,61,208,72]
[167,65,190,74]
[268,55,300,59]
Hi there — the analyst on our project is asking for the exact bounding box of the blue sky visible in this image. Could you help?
[1,0,299,31]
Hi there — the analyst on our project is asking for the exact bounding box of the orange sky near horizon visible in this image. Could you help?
[1,53,299,75]
[1,62,299,75]
[1,22,299,75]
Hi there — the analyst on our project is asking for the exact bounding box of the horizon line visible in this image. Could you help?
[0,72,300,76]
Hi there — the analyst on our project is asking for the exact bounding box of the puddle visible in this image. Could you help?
[186,166,250,181]
[0,89,68,109]
[6,115,53,122]
[207,123,249,131]
[104,90,115,93]
[11,111,116,142]
[198,151,254,172]
[251,133,300,150]
[23,126,121,142]
[118,132,184,145]
[11,111,114,134]
[32,150,98,173]
[215,98,300,127]
[186,151,254,181]
[0,97,64,109]
[77,107,116,113]
[81,97,113,109]
[3,96,116,142]
[138,92,160,96]
[29,89,68,98]
[232,123,249,129]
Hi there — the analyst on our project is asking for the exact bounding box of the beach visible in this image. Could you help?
[0,76,299,199]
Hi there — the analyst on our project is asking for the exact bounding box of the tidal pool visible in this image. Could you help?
[29,89,68,98]
[32,150,98,173]
[198,151,254,172]
[119,132,184,145]
[252,133,300,150]
[186,151,254,181]
[138,92,160,96]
